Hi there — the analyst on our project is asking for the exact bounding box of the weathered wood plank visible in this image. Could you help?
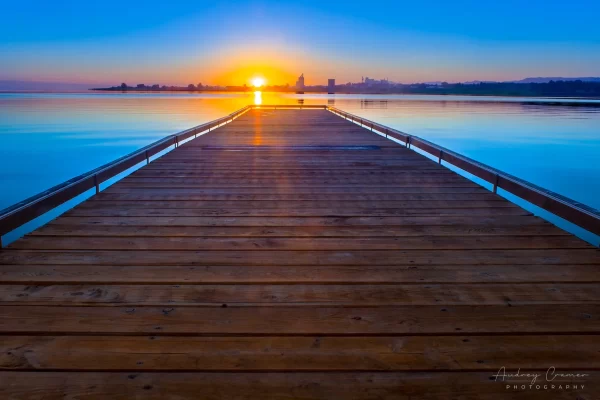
[12,235,586,251]
[44,215,549,227]
[129,169,458,176]
[0,283,597,306]
[118,177,476,184]
[114,181,479,187]
[0,371,595,400]
[77,200,516,209]
[0,305,598,334]
[2,335,599,371]
[30,224,566,237]
[2,249,597,265]
[63,208,530,217]
[92,192,504,201]
[102,186,491,194]
[2,264,598,284]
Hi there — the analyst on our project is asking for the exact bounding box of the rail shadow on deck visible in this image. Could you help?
[0,108,599,399]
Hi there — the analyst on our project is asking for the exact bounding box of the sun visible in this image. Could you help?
[251,77,265,88]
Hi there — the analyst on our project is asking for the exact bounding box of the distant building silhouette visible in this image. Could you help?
[364,77,390,87]
[295,73,305,93]
[328,79,335,94]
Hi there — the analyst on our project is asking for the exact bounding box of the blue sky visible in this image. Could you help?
[1,0,599,85]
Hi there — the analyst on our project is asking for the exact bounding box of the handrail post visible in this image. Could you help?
[94,174,100,194]
[439,150,443,164]
[493,174,500,193]
[145,150,149,164]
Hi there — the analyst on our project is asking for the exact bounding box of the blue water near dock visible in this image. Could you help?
[1,92,599,244]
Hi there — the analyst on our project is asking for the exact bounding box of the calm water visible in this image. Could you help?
[1,92,599,244]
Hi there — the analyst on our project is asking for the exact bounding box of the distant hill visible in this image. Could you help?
[0,80,97,92]
[512,77,600,84]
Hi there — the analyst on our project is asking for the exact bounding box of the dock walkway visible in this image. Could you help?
[0,108,599,399]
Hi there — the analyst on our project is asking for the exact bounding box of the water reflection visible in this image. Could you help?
[361,99,388,109]
[254,91,262,106]
[0,92,599,244]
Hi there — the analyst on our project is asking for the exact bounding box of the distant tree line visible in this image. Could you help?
[94,82,294,92]
[103,83,211,91]
[389,80,600,97]
[92,80,600,97]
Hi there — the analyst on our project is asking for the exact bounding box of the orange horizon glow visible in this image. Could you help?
[192,44,310,87]
[12,39,576,87]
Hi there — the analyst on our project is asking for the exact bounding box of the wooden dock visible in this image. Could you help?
[1,107,599,399]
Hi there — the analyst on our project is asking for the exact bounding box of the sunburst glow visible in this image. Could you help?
[251,77,265,88]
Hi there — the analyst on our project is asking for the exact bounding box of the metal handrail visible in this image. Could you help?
[1,103,599,247]
[0,105,252,246]
[327,106,600,236]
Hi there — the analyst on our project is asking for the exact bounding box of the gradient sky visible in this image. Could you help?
[1,0,600,86]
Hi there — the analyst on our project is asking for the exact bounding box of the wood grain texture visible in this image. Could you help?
[0,108,597,399]
[0,305,598,334]
[1,335,599,371]
[0,372,597,400]
[2,249,598,265]
[0,283,598,306]
[2,264,599,284]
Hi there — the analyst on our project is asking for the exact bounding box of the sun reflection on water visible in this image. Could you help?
[254,91,262,105]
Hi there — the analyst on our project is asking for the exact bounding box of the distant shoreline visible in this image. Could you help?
[97,89,600,100]
[90,79,600,99]
[89,89,600,99]
[3,90,600,103]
